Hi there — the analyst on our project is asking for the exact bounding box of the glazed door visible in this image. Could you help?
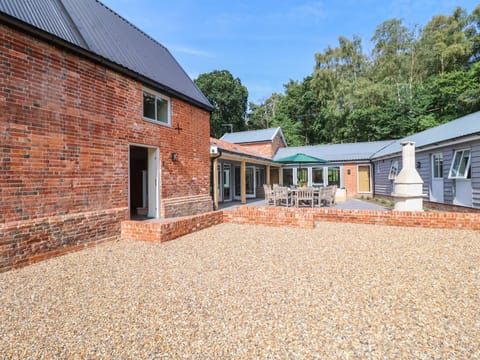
[430,153,444,202]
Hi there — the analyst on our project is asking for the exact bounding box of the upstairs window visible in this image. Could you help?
[449,149,471,179]
[143,90,170,125]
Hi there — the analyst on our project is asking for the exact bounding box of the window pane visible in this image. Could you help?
[312,167,324,186]
[297,168,308,185]
[450,151,462,177]
[282,168,293,186]
[433,154,443,178]
[458,150,470,177]
[156,97,169,123]
[143,92,156,119]
[328,167,340,186]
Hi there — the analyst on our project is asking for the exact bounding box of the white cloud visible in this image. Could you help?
[171,46,213,57]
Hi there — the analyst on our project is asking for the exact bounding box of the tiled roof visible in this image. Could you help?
[372,111,480,158]
[0,0,212,111]
[220,127,286,144]
[274,141,395,162]
[211,138,273,161]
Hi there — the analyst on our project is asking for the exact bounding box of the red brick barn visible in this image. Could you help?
[0,0,213,271]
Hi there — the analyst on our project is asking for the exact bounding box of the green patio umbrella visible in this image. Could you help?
[275,153,327,164]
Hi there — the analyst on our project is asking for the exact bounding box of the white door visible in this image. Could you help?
[430,153,444,202]
[454,180,472,206]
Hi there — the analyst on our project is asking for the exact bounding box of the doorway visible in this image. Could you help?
[129,145,159,219]
[430,153,444,202]
[234,166,256,199]
[358,165,371,193]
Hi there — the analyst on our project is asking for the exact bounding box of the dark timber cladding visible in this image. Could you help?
[0,0,213,112]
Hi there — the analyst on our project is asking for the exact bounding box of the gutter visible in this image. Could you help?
[0,13,214,113]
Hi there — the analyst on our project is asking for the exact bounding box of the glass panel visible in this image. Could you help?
[143,92,155,119]
[297,168,308,186]
[388,160,398,180]
[433,154,443,178]
[328,167,341,186]
[458,150,470,177]
[449,150,471,178]
[256,168,265,186]
[282,168,293,186]
[312,167,324,187]
[234,167,240,197]
[450,151,462,177]
[156,97,169,123]
[223,165,230,199]
[246,167,255,195]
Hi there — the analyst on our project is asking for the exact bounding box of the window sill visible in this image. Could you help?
[142,117,171,127]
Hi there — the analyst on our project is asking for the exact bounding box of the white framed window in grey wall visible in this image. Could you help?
[448,149,471,179]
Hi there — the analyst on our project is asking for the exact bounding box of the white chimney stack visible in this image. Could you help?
[392,141,424,211]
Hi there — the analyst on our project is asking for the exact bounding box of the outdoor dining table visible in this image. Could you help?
[287,187,319,207]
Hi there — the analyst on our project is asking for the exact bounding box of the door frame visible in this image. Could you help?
[357,164,372,194]
[430,152,444,202]
[234,165,256,199]
[128,144,160,219]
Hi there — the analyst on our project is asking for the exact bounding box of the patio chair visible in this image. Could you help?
[324,185,337,206]
[295,187,314,208]
[263,184,275,206]
[275,186,291,207]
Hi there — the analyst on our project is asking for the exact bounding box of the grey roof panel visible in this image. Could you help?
[0,0,212,110]
[221,127,283,143]
[274,141,395,162]
[0,0,85,47]
[373,111,480,158]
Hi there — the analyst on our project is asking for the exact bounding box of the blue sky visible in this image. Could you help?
[101,0,478,104]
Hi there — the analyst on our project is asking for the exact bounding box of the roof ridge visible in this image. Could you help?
[92,0,210,105]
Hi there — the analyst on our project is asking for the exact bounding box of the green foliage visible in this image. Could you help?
[246,6,480,144]
[194,70,248,138]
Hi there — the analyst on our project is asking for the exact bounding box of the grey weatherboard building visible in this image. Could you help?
[371,111,480,208]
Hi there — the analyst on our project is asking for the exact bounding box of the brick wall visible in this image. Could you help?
[0,23,212,271]
[0,208,127,271]
[223,206,480,231]
[121,210,223,242]
[241,132,286,158]
[343,164,357,197]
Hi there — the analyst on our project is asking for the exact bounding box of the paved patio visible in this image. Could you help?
[218,197,388,210]
[1,222,478,358]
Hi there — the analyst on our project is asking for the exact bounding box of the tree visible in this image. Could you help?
[194,70,248,138]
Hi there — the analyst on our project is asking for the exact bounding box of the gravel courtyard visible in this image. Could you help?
[1,222,479,359]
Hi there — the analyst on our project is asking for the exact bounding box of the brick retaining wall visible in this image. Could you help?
[223,206,480,231]
[0,207,128,272]
[121,211,223,243]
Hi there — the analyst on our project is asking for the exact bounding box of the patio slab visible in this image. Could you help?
[1,222,479,358]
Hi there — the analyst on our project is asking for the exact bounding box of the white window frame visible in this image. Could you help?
[448,149,471,179]
[388,160,398,180]
[142,88,171,126]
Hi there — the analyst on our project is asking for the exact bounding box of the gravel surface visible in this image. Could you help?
[1,222,479,359]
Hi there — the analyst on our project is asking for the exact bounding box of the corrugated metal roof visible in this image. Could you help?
[220,127,285,144]
[372,111,480,158]
[273,141,395,163]
[0,0,212,111]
